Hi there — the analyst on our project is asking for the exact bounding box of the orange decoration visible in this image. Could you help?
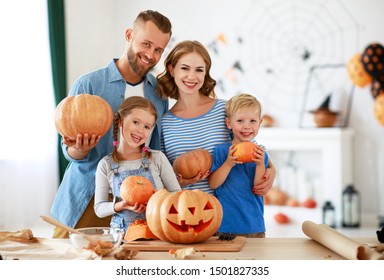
[173,149,212,179]
[146,189,223,244]
[347,53,373,87]
[120,176,155,205]
[374,94,384,126]
[302,198,317,208]
[265,187,288,205]
[124,219,158,242]
[233,142,258,163]
[54,93,113,140]
[286,198,300,207]
[274,212,290,224]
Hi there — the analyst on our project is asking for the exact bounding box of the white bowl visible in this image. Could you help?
[69,227,124,256]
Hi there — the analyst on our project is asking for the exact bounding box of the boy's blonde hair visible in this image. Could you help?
[225,93,262,119]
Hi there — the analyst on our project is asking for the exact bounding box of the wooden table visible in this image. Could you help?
[125,237,377,260]
[0,237,378,260]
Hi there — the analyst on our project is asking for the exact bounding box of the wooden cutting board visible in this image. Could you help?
[121,236,246,252]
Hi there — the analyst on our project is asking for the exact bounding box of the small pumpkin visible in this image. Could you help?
[233,142,257,162]
[120,176,155,205]
[274,212,290,224]
[55,93,113,140]
[172,149,212,179]
[124,219,159,242]
[265,187,288,205]
[302,198,317,208]
[146,189,223,244]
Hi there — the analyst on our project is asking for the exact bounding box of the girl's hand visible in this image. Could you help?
[177,169,210,188]
[114,201,146,213]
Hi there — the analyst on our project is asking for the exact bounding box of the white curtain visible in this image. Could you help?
[0,0,59,229]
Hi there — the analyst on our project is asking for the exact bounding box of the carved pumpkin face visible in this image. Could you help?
[146,189,223,244]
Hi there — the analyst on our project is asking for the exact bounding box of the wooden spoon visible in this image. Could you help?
[40,215,81,234]
[40,215,98,243]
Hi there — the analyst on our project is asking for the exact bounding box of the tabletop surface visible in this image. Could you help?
[1,236,378,260]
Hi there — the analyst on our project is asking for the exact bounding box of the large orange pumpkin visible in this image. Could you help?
[120,176,155,205]
[233,142,257,162]
[146,189,223,244]
[54,93,113,140]
[172,149,212,179]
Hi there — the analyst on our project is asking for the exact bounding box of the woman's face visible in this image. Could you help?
[170,52,206,96]
[120,108,156,149]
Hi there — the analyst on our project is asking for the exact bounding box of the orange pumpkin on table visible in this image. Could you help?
[54,93,113,140]
[120,176,155,205]
[124,219,159,242]
[172,149,212,179]
[233,142,257,163]
[146,189,223,244]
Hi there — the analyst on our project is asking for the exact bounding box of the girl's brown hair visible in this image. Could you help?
[112,96,157,162]
[156,40,217,100]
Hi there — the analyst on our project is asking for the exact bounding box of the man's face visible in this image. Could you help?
[127,21,170,77]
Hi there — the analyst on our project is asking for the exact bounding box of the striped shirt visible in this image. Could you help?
[161,99,231,194]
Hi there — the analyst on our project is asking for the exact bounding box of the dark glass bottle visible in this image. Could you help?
[322,201,336,228]
[342,185,360,227]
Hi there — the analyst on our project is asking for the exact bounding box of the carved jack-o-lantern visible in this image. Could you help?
[146,189,223,244]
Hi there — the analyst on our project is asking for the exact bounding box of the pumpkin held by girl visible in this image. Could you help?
[120,176,155,205]
[146,189,223,244]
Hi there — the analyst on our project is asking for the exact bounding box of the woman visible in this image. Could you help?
[157,40,276,195]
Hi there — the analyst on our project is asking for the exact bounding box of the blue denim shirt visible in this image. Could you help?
[50,59,168,228]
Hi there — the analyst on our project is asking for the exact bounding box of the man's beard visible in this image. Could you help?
[127,48,155,77]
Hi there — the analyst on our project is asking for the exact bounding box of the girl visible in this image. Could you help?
[94,96,181,232]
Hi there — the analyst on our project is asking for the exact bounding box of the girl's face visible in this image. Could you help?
[170,52,206,96]
[226,110,263,144]
[120,108,156,149]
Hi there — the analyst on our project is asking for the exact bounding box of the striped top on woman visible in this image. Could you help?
[161,99,231,194]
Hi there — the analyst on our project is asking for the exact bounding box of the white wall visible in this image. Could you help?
[65,0,384,224]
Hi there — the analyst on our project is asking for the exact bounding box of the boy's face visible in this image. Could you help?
[226,110,263,144]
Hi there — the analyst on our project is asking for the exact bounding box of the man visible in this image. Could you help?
[50,10,172,238]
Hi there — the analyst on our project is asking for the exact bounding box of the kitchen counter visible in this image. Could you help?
[0,237,380,260]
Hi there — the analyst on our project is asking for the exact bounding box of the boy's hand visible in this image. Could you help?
[252,144,265,164]
[226,144,241,166]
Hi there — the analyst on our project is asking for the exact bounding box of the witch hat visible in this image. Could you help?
[318,95,331,109]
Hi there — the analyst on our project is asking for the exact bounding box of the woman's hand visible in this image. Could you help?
[252,166,276,196]
[177,169,210,188]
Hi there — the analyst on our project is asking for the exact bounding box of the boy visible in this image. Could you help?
[209,93,271,237]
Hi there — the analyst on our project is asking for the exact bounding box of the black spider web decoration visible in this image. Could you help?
[210,0,362,127]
